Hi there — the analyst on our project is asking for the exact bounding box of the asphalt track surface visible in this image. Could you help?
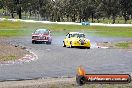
[0,36,132,81]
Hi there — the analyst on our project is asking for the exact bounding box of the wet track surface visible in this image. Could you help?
[0,36,132,81]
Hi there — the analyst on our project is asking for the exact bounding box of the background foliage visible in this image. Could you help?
[0,0,132,23]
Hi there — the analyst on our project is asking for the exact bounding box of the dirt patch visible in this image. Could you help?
[97,41,132,49]
[0,38,30,62]
[0,78,75,88]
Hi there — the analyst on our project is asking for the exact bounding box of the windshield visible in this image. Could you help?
[78,34,85,38]
[34,29,49,34]
[71,34,79,37]
[70,34,85,38]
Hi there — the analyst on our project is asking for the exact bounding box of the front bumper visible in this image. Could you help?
[72,41,91,47]
[32,39,48,42]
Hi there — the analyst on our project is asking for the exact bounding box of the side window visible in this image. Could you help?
[68,34,72,38]
[66,33,69,38]
[66,33,71,38]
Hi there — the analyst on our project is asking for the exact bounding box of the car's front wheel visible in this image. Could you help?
[46,41,51,44]
[87,47,90,49]
[63,41,66,47]
[32,41,36,44]
[69,41,73,48]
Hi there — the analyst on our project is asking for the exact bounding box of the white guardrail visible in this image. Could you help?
[1,18,132,27]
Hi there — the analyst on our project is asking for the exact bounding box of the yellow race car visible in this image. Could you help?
[63,32,91,49]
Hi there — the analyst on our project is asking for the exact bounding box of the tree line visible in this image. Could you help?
[0,0,132,23]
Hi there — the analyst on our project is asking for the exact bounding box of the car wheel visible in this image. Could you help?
[46,41,51,45]
[87,47,90,49]
[69,41,73,48]
[63,41,66,47]
[32,41,36,44]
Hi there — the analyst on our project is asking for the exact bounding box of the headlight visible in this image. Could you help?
[32,36,36,39]
[85,39,90,43]
[86,39,90,42]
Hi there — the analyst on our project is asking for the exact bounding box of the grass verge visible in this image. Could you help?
[0,21,132,37]
[97,41,132,49]
[115,42,132,48]
[0,55,17,61]
[0,40,29,62]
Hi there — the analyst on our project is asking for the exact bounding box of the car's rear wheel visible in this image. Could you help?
[63,41,66,47]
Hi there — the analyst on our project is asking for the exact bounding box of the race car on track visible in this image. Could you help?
[32,29,52,44]
[63,32,91,49]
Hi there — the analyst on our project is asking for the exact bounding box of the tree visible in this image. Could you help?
[1,0,131,23]
[0,0,3,9]
[16,0,22,19]
[2,0,16,18]
[120,0,132,23]
[99,0,120,24]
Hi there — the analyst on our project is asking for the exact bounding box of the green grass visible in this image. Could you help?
[0,21,21,29]
[95,31,132,37]
[0,55,17,61]
[115,42,132,48]
[0,21,132,37]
